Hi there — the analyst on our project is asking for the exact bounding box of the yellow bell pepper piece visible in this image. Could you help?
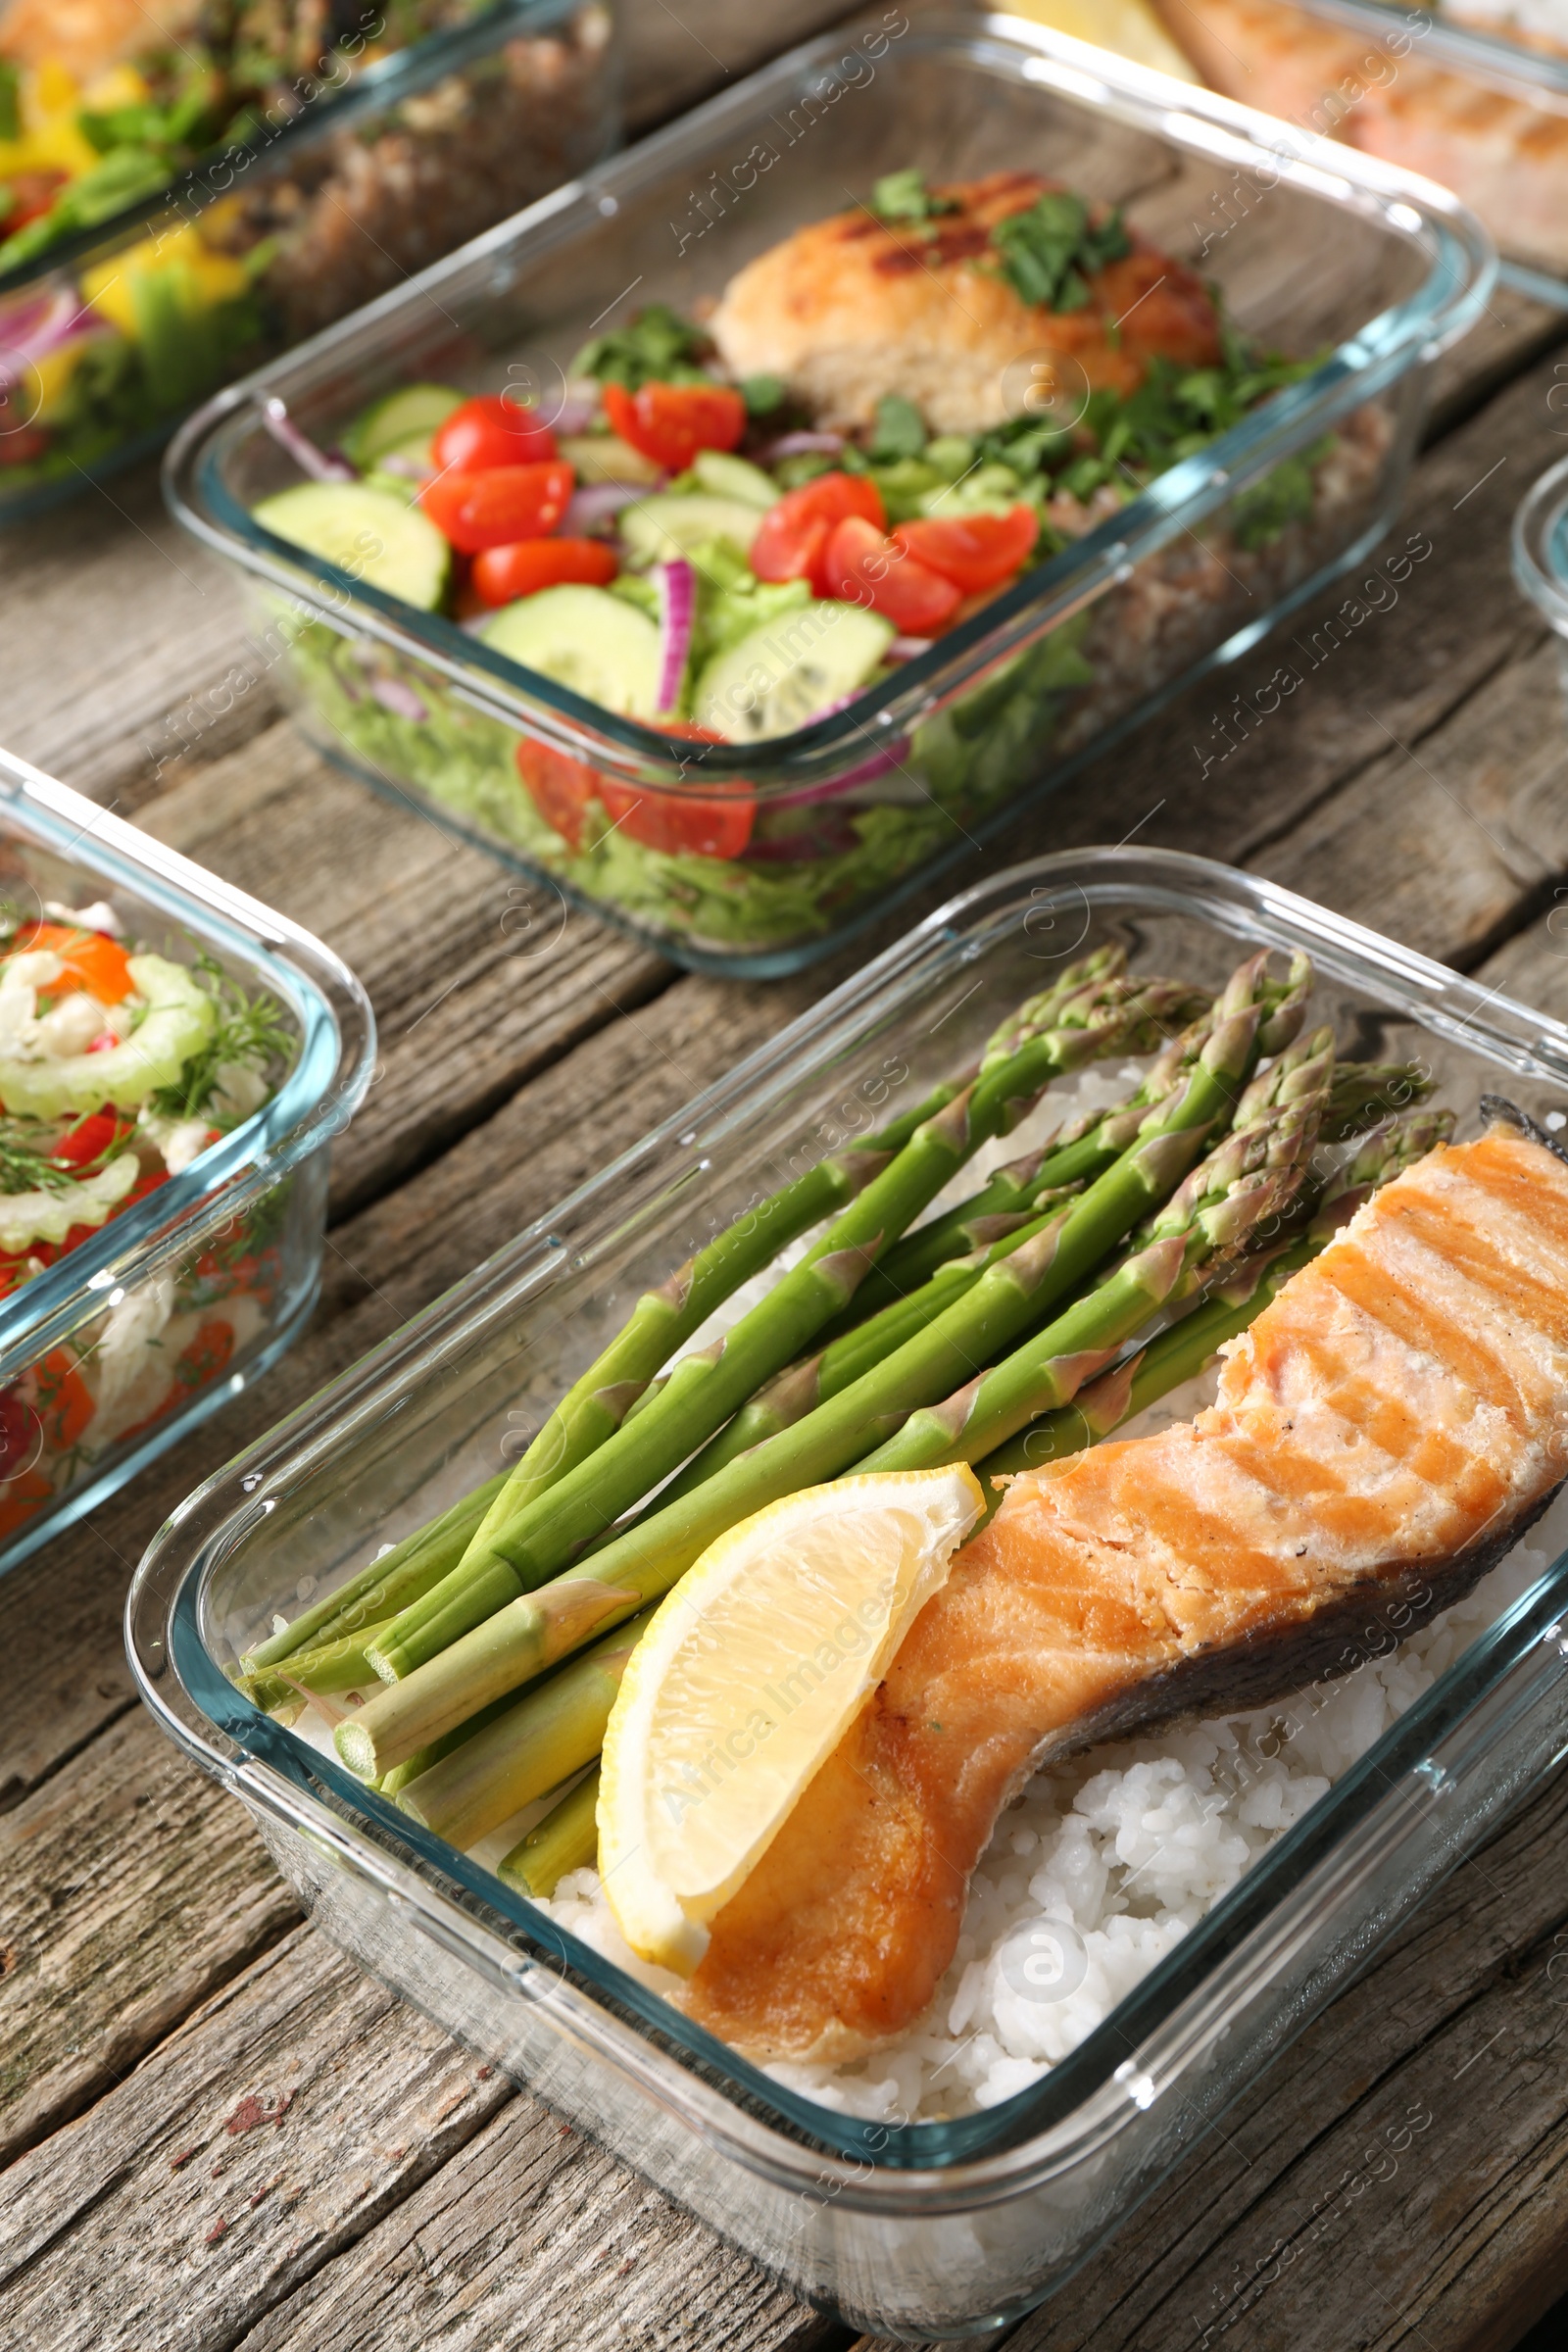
[81,222,251,341]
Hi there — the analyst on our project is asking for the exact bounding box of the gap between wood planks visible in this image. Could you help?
[6,219,1568,2352]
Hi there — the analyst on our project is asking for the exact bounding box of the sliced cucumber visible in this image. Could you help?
[618,493,764,564]
[343,383,463,470]
[693,601,894,741]
[0,1153,140,1256]
[0,955,214,1121]
[692,450,779,508]
[482,585,663,719]
[253,483,451,611]
[561,433,662,486]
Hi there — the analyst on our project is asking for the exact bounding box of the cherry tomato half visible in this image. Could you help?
[11,922,134,1005]
[600,381,746,475]
[430,393,558,473]
[420,461,573,554]
[600,723,755,860]
[514,725,756,861]
[823,515,961,634]
[472,535,617,607]
[514,739,598,852]
[50,1109,130,1169]
[892,507,1040,596]
[750,472,886,596]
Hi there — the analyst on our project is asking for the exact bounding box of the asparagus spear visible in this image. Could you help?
[241,1475,509,1676]
[835,1001,1222,1327]
[336,952,1305,1782]
[499,1769,602,1898]
[657,1187,1083,1503]
[975,1104,1453,1496]
[368,958,1199,1686]
[394,1615,652,1849]
[852,1026,1333,1479]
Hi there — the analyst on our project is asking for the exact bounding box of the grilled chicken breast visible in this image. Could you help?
[708,172,1222,434]
[686,1123,1568,2061]
[1156,0,1568,270]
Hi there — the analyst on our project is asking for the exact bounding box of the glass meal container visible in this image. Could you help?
[0,0,617,523]
[164,10,1494,980]
[1150,0,1568,298]
[0,746,373,1573]
[128,847,1568,2341]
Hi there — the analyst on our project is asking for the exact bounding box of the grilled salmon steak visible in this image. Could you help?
[686,1122,1568,2060]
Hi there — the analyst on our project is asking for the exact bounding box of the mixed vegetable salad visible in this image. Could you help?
[248,173,1352,956]
[0,0,610,507]
[0,901,291,1544]
[0,0,481,275]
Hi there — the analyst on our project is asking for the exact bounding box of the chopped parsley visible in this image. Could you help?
[990,191,1131,314]
[974,332,1323,521]
[870,170,958,228]
[146,954,293,1127]
[868,394,926,463]
[572,304,713,392]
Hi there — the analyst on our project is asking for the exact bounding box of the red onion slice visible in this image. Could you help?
[655,559,696,714]
[259,396,357,483]
[0,288,100,383]
[564,480,649,535]
[368,674,429,721]
[762,430,845,459]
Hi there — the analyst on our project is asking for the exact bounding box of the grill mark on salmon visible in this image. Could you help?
[685,1127,1568,2061]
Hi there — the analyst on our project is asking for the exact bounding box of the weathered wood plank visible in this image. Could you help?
[134,719,674,1213]
[1248,632,1567,965]
[0,1710,299,2171]
[227,2049,845,2352]
[0,1924,835,2352]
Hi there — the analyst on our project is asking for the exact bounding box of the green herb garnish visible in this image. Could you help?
[990,192,1131,314]
[147,953,292,1127]
[0,1114,114,1197]
[868,394,927,464]
[870,170,958,228]
[740,373,787,417]
[572,304,712,392]
[0,61,21,143]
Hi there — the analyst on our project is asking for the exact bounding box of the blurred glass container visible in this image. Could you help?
[0,745,374,1571]
[165,10,1493,978]
[1514,451,1568,702]
[1152,0,1568,290]
[0,0,617,520]
[128,847,1568,2338]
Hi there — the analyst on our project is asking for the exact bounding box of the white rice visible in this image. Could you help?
[533,1454,1568,2125]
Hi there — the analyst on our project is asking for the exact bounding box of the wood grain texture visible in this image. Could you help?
[134,719,676,1213]
[0,1712,299,2170]
[0,1920,835,2352]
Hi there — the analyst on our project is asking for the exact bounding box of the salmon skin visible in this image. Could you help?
[686,1123,1568,2062]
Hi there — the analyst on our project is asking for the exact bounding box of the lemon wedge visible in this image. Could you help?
[1004,0,1199,80]
[599,1464,982,1973]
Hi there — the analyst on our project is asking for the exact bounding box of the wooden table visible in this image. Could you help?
[4,8,1568,2345]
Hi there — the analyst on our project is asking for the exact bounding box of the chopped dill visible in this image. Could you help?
[146,953,293,1127]
[0,1114,113,1196]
